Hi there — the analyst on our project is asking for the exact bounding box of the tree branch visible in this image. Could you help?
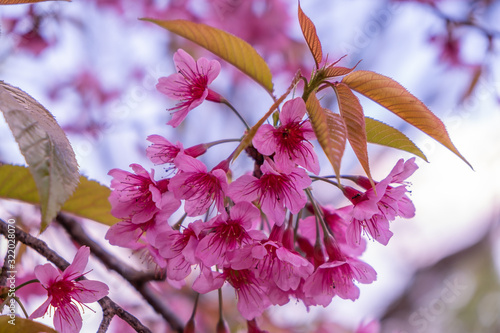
[55,214,184,333]
[0,218,152,333]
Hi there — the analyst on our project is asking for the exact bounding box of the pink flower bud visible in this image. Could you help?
[184,143,208,158]
[216,319,229,333]
[184,318,195,333]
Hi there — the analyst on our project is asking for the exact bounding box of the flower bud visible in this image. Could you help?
[185,143,208,158]
[184,318,195,333]
[216,318,229,333]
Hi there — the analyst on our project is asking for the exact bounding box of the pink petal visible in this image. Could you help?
[166,92,207,128]
[397,195,416,218]
[229,201,260,230]
[156,74,187,100]
[347,258,377,284]
[34,263,59,288]
[280,97,306,125]
[173,49,198,76]
[192,267,225,294]
[173,153,207,173]
[73,280,109,303]
[253,124,277,156]
[195,57,221,83]
[227,175,258,203]
[61,246,89,281]
[54,303,82,333]
[29,296,52,319]
[300,120,317,140]
[105,221,142,248]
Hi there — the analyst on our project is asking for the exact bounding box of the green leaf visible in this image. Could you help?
[343,70,472,168]
[142,18,274,93]
[305,94,346,182]
[298,3,323,69]
[0,164,118,226]
[333,82,375,189]
[0,0,69,4]
[365,117,428,161]
[0,315,58,333]
[61,175,119,226]
[0,81,79,231]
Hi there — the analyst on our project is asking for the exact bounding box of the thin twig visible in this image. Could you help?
[56,214,161,283]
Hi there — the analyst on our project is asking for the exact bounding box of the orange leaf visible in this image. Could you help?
[343,70,472,168]
[0,0,69,3]
[142,18,273,93]
[333,83,374,188]
[323,60,361,78]
[365,117,427,161]
[306,94,346,181]
[298,3,323,69]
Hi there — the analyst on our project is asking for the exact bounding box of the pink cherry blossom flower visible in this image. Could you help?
[227,159,311,225]
[253,97,319,174]
[344,186,394,246]
[155,220,205,280]
[146,135,208,165]
[302,251,376,305]
[146,135,184,165]
[30,246,109,333]
[169,154,228,217]
[108,164,179,224]
[229,224,313,293]
[157,48,222,127]
[194,267,271,320]
[196,202,262,267]
[344,158,418,246]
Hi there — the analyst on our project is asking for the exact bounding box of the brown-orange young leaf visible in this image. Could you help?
[305,94,346,182]
[298,3,323,69]
[343,70,472,168]
[142,18,274,94]
[333,82,375,189]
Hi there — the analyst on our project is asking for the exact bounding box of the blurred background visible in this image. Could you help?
[1,0,499,332]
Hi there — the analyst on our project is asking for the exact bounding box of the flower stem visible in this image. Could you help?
[309,175,342,189]
[14,296,30,318]
[305,188,331,237]
[222,100,250,130]
[14,279,39,291]
[205,138,242,149]
[218,288,224,322]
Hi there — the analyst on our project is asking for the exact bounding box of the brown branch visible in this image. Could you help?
[55,213,161,283]
[55,214,184,333]
[0,218,152,333]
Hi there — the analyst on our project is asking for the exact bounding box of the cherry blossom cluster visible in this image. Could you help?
[105,49,418,324]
